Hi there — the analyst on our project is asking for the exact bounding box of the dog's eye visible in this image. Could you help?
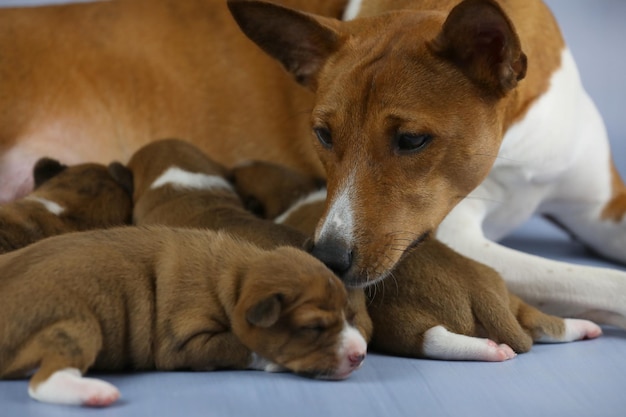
[394,133,433,154]
[300,324,326,335]
[313,127,333,149]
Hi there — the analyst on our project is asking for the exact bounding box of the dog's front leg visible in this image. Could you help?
[437,206,626,329]
[154,321,252,372]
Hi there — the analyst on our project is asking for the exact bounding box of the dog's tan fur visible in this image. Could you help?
[232,160,602,359]
[127,138,373,342]
[0,226,363,405]
[0,158,132,253]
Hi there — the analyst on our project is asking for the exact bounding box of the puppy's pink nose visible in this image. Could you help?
[349,353,365,368]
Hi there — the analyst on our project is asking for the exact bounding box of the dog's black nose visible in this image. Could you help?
[309,238,353,275]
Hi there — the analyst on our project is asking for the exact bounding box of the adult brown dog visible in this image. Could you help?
[232,160,602,360]
[0,226,366,406]
[0,0,624,327]
[0,157,132,253]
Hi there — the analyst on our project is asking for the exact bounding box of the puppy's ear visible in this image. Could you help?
[246,294,282,328]
[228,0,342,89]
[33,158,67,188]
[107,162,134,197]
[429,0,527,97]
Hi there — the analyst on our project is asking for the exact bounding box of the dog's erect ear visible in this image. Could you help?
[429,0,527,97]
[33,157,67,188]
[246,294,282,328]
[227,0,341,89]
[108,162,134,197]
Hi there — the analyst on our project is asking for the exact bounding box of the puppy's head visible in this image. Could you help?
[230,160,325,219]
[233,246,367,380]
[32,157,133,228]
[229,0,526,287]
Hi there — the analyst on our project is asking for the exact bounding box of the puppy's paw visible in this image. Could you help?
[483,339,517,362]
[562,318,603,342]
[29,368,120,407]
[248,353,287,373]
[422,325,517,362]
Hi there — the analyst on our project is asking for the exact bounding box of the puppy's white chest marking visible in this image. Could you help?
[150,166,233,191]
[26,196,65,216]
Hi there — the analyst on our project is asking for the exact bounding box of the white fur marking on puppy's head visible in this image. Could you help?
[26,196,65,216]
[342,0,364,21]
[150,166,233,192]
[275,188,327,224]
[332,322,367,378]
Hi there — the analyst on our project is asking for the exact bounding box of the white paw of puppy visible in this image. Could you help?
[248,353,287,373]
[29,368,120,407]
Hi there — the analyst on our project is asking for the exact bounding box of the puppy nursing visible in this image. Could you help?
[232,160,603,361]
[0,157,132,253]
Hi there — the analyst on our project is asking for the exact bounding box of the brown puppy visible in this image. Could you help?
[127,138,372,345]
[231,160,603,361]
[0,157,132,253]
[0,227,366,407]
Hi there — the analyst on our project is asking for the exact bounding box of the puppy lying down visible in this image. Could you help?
[0,227,366,407]
[0,157,132,253]
[231,161,602,361]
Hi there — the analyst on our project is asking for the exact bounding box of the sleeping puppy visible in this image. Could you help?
[0,157,133,253]
[126,138,372,342]
[231,160,603,361]
[0,226,366,407]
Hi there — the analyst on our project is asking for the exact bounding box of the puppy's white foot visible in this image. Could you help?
[537,319,603,343]
[248,353,287,373]
[483,339,517,362]
[422,325,517,362]
[29,368,120,407]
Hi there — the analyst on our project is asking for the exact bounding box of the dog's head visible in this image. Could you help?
[233,246,367,380]
[32,157,134,228]
[229,0,527,287]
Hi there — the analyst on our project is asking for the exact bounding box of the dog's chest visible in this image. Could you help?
[461,49,590,239]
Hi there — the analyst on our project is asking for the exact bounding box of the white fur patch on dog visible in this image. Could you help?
[248,353,287,373]
[150,166,233,192]
[315,175,355,247]
[535,319,602,343]
[275,188,327,224]
[26,196,65,216]
[342,0,364,21]
[422,325,516,362]
[28,368,120,407]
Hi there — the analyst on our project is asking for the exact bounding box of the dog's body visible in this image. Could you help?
[0,226,367,406]
[232,160,602,361]
[127,138,373,343]
[0,0,624,330]
[0,158,132,253]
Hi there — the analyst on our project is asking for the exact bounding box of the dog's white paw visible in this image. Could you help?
[422,325,517,361]
[561,318,603,341]
[482,339,517,362]
[536,318,603,343]
[248,353,287,373]
[28,368,120,407]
